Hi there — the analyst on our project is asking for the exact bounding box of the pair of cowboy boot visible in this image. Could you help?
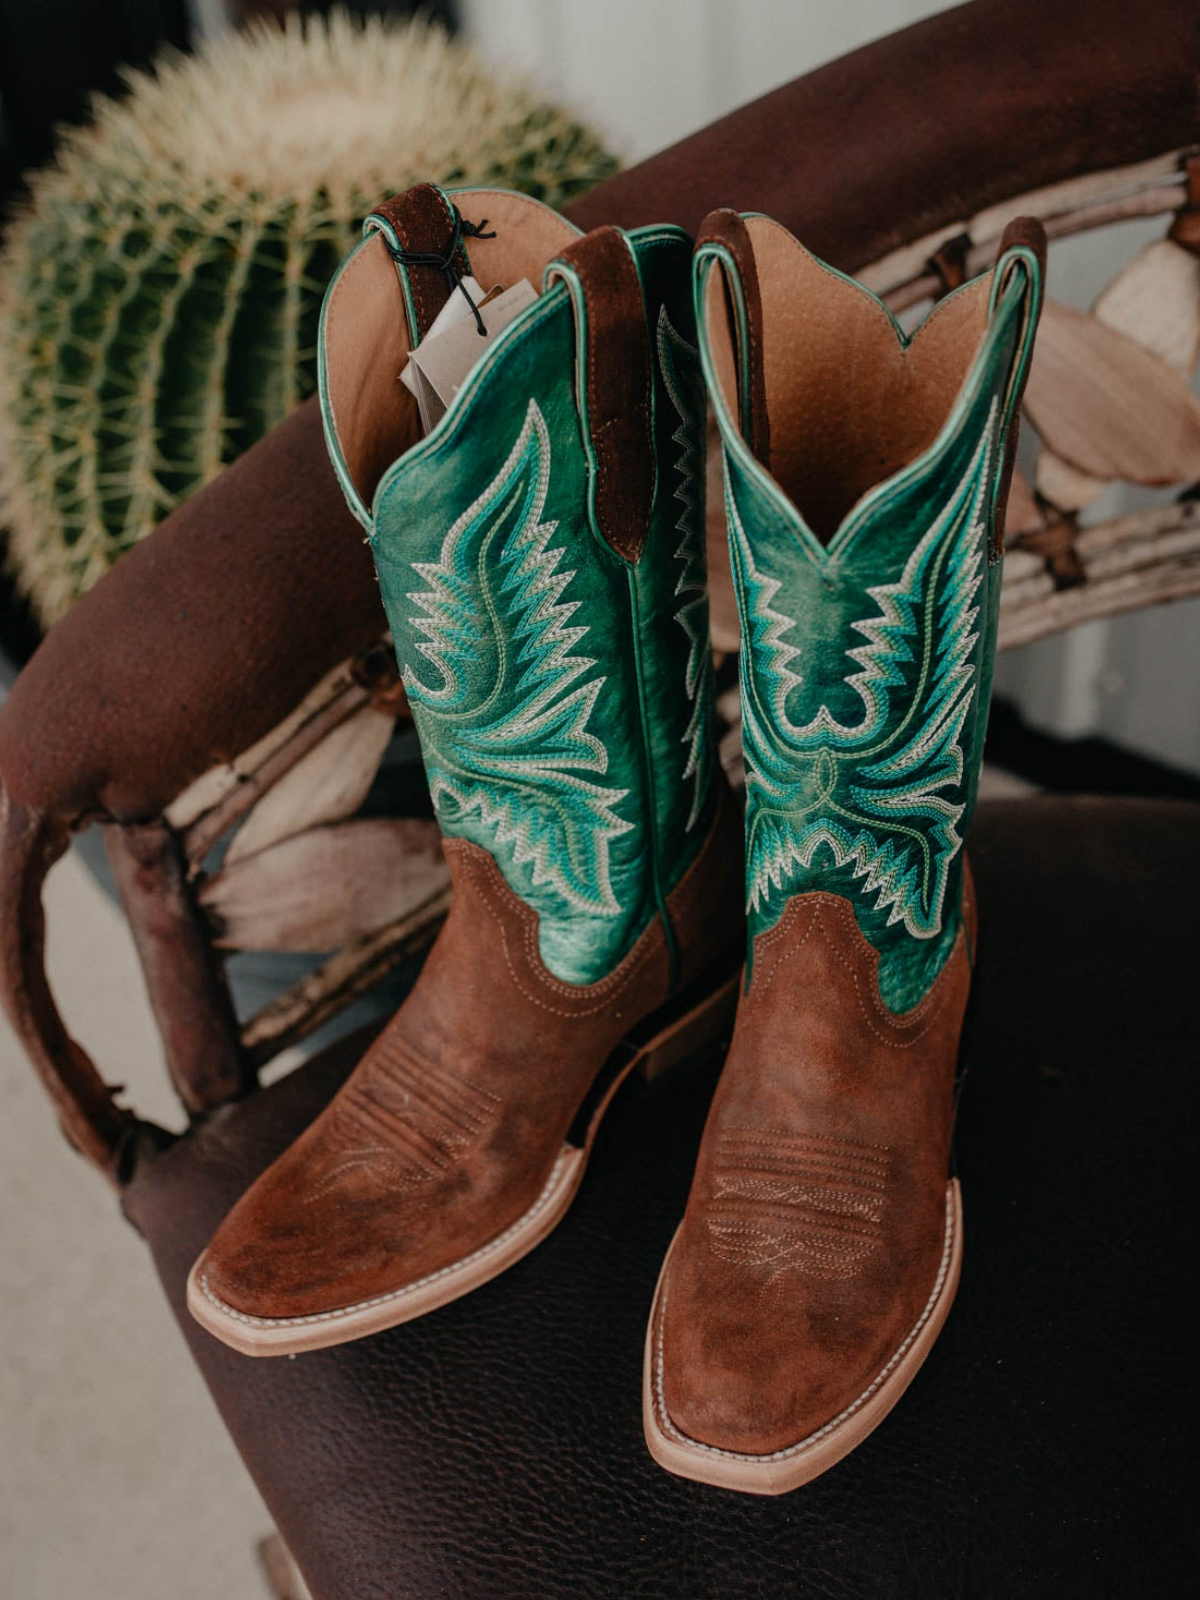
[188,183,1044,1494]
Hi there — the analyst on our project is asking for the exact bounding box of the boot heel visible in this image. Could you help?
[635,966,741,1084]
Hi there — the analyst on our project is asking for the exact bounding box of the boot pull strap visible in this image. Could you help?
[545,227,655,564]
[365,183,493,344]
[694,209,771,468]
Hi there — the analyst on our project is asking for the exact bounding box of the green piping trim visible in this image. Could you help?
[361,213,422,351]
[691,241,755,441]
[986,243,1044,529]
[539,255,621,571]
[317,237,374,534]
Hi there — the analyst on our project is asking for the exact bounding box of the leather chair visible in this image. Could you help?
[2,3,1197,1594]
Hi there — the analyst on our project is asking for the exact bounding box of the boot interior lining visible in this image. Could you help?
[323,190,579,512]
[708,215,994,544]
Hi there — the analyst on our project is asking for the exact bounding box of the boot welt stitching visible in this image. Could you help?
[653,1186,955,1464]
[197,1149,573,1329]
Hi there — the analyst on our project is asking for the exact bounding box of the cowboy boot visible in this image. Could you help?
[644,211,1045,1490]
[188,184,743,1356]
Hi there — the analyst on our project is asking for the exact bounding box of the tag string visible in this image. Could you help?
[384,206,497,336]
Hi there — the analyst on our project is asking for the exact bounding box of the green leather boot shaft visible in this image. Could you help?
[699,234,1042,1011]
[320,196,715,987]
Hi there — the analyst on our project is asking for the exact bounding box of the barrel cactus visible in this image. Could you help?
[0,10,618,628]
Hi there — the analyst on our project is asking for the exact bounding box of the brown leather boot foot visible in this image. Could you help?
[644,890,973,1494]
[190,791,743,1357]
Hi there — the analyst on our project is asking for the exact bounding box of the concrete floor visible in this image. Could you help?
[0,846,273,1600]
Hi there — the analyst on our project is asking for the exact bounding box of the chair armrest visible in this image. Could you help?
[0,402,381,823]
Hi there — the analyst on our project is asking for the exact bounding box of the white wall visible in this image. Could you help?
[461,0,954,165]
[460,0,1200,778]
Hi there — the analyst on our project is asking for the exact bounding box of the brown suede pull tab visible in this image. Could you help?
[696,208,771,468]
[548,227,654,563]
[996,213,1048,282]
[366,183,471,343]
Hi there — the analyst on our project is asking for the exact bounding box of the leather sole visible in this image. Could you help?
[642,1178,963,1494]
[186,963,741,1357]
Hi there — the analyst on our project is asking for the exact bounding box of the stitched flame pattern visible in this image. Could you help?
[399,400,633,920]
[731,405,999,951]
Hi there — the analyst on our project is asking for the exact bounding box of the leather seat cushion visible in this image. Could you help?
[123,796,1199,1599]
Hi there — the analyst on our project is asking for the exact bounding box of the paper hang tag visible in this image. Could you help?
[400,274,491,425]
[401,278,538,433]
[400,274,491,382]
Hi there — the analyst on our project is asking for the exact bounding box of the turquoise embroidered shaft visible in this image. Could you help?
[320,199,716,986]
[698,237,1042,1012]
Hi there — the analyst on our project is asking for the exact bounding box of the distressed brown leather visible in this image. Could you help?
[366,183,469,341]
[548,227,655,562]
[118,800,1199,1599]
[655,871,977,1456]
[197,784,743,1322]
